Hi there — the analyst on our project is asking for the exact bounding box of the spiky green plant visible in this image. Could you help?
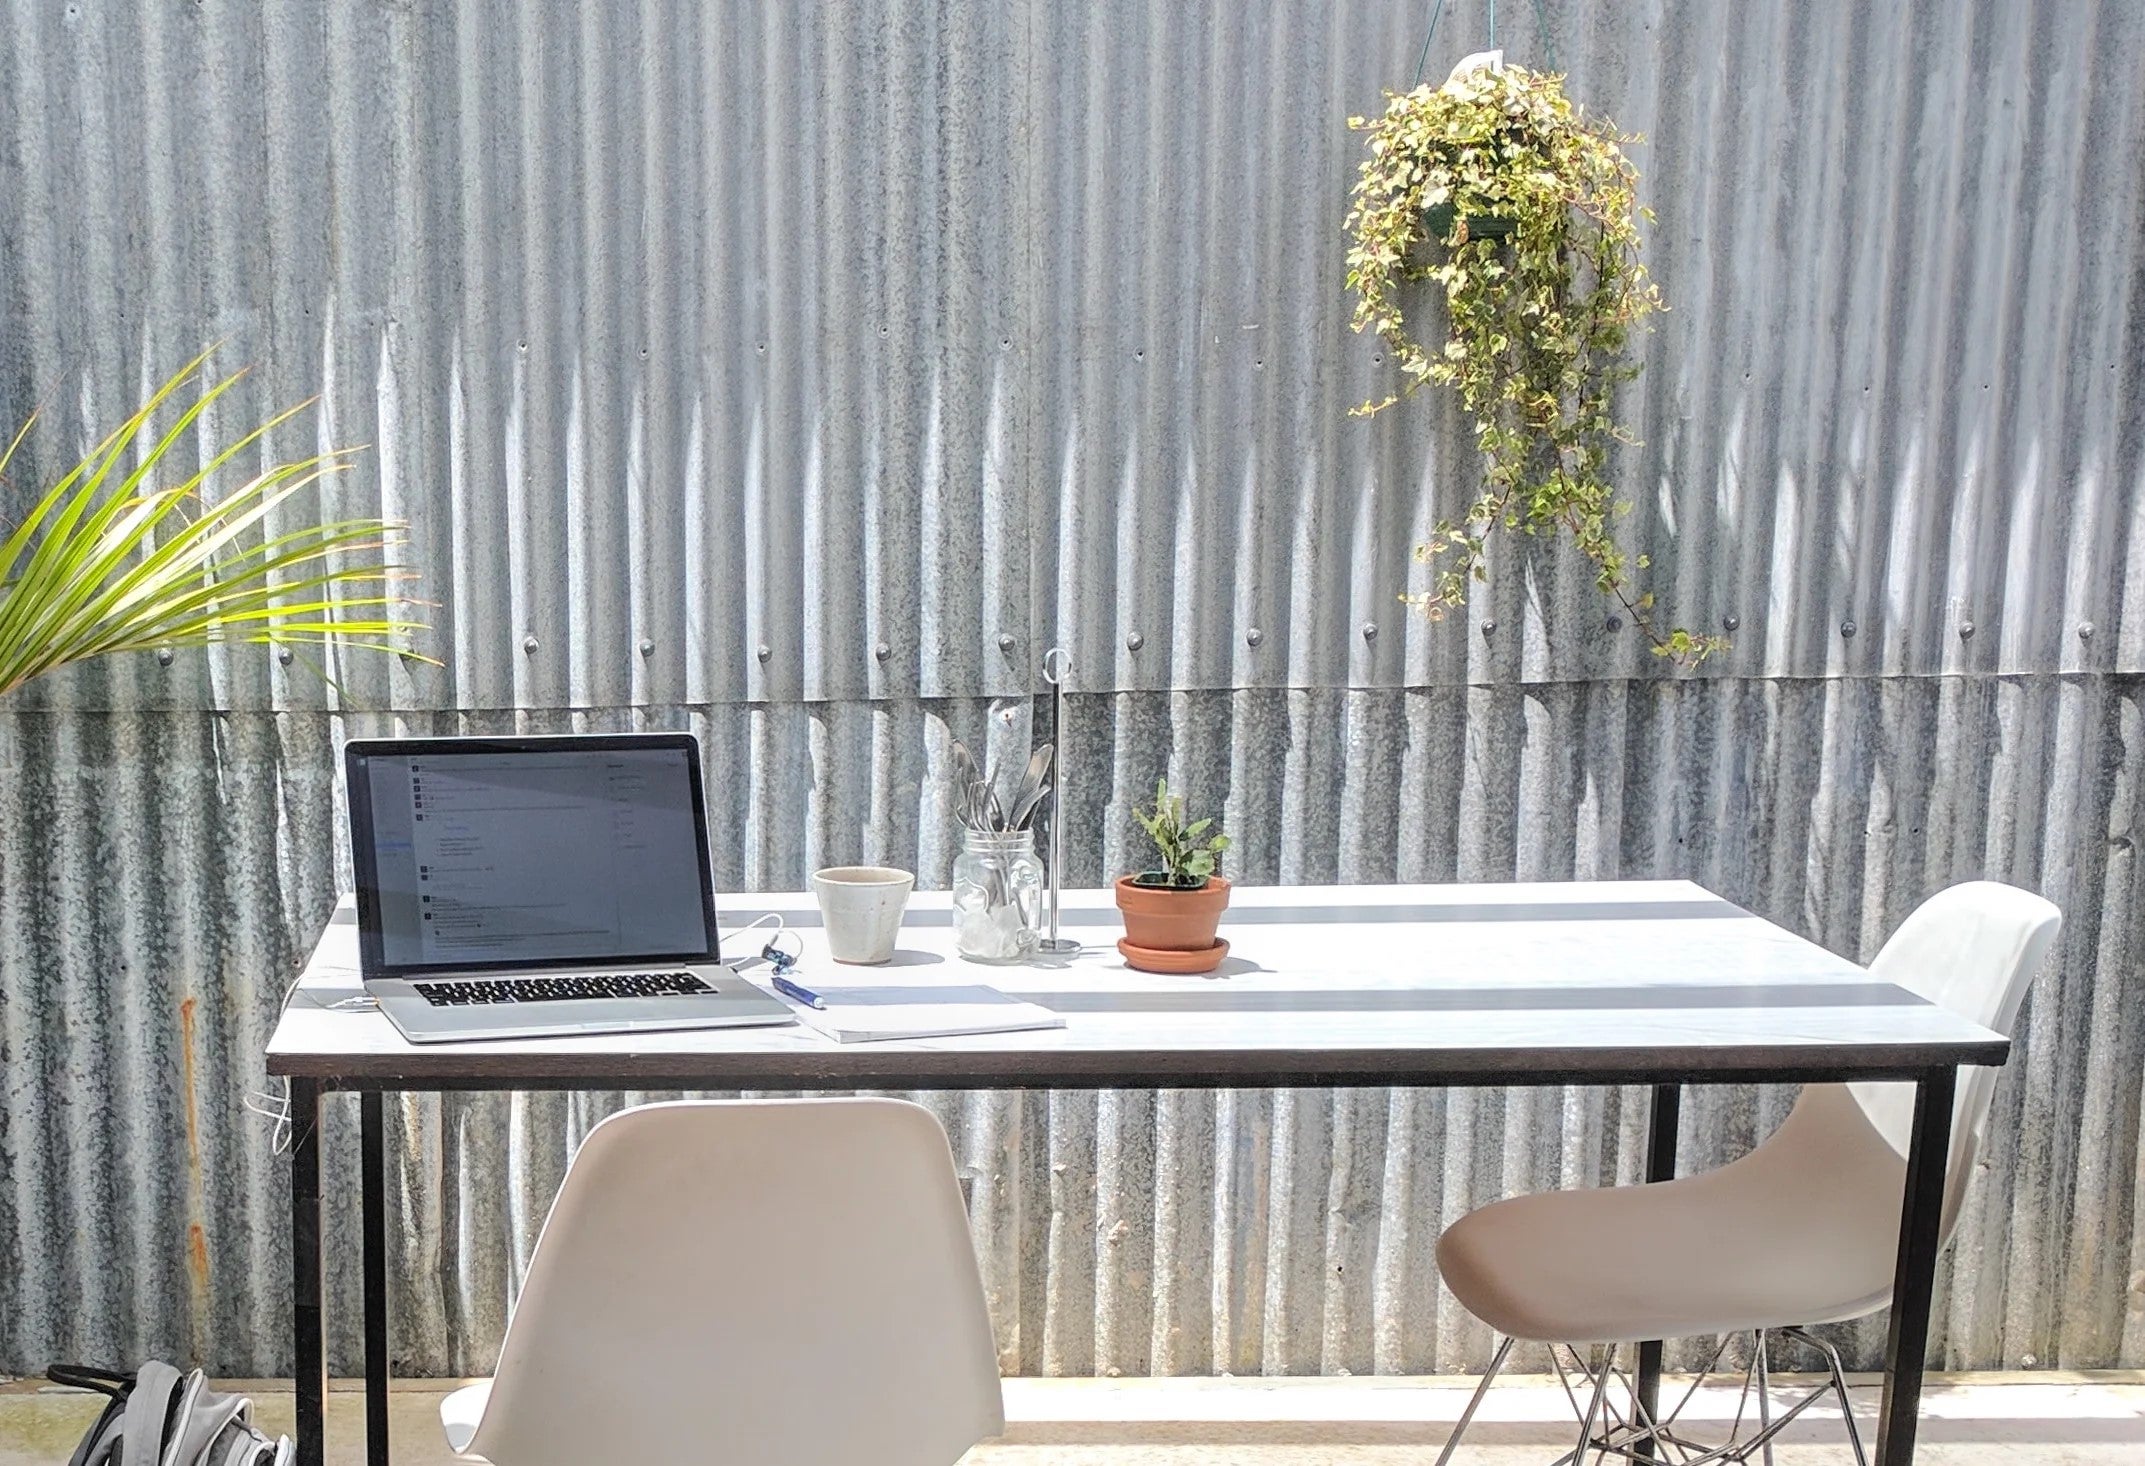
[0,352,428,698]
[1131,778,1230,890]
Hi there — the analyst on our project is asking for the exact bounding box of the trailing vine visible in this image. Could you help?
[1345,63,1721,663]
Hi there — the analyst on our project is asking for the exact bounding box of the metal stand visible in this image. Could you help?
[1038,647,1078,955]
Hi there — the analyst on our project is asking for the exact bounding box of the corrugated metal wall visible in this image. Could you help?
[1,0,2141,1379]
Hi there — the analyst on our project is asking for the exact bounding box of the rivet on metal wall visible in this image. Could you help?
[755,643,772,663]
[1245,627,1264,648]
[1722,614,1740,632]
[1605,615,1623,633]
[2080,622,2095,639]
[1481,620,1496,638]
[638,638,655,658]
[522,633,539,655]
[277,648,294,667]
[1960,621,1975,639]
[1361,622,1377,641]
[156,647,175,667]
[997,633,1017,654]
[874,642,891,662]
[1840,620,1857,638]
[1125,632,1144,652]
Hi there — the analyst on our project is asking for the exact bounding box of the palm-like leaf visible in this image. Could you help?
[0,351,430,698]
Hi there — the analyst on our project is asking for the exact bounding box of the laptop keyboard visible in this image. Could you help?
[412,971,712,1006]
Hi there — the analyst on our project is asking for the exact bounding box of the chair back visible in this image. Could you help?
[466,1097,1004,1466]
[1847,880,2060,1242]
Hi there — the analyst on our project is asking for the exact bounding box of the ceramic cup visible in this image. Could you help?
[809,866,916,964]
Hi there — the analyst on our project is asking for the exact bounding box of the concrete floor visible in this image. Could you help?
[4,1373,2141,1464]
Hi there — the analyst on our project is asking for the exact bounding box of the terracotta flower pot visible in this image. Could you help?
[1115,875,1231,974]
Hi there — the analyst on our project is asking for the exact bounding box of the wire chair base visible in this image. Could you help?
[1436,1327,1868,1466]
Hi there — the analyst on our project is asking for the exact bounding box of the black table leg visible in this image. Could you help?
[290,1078,326,1466]
[1873,1067,1956,1466]
[361,1091,392,1466]
[1634,1082,1681,1459]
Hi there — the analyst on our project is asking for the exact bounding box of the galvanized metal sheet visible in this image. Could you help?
[2,0,2143,1381]
[3,679,2140,1376]
[1,0,2138,713]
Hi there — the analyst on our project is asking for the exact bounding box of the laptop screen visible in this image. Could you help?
[345,735,720,978]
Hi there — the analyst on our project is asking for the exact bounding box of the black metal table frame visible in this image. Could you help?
[287,1060,1961,1466]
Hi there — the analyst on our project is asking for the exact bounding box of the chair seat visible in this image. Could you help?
[441,1380,493,1458]
[1436,1086,1914,1344]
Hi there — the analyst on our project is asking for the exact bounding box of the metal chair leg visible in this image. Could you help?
[1435,1334,1516,1466]
[1570,1345,1612,1466]
[1754,1331,1775,1466]
[1508,1328,1871,1466]
[1781,1326,1868,1466]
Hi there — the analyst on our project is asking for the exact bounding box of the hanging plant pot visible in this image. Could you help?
[1422,53,1518,244]
[1343,57,1724,666]
[1424,201,1517,241]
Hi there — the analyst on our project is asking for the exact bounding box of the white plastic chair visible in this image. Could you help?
[439,1097,1005,1466]
[1432,881,2060,1464]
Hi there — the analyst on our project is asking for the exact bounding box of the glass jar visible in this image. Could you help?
[952,829,1045,963]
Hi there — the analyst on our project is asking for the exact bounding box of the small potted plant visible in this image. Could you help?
[1115,778,1232,975]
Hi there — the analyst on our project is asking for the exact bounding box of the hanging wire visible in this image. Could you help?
[1531,0,1558,68]
[1410,0,1449,88]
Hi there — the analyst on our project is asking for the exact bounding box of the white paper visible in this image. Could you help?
[783,983,1065,1044]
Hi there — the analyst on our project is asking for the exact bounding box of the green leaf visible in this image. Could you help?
[1132,776,1228,883]
[1342,64,1704,666]
[0,354,431,698]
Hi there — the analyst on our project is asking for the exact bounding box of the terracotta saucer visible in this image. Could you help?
[1118,936,1230,975]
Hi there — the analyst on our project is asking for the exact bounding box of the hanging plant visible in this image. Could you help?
[1345,61,1722,663]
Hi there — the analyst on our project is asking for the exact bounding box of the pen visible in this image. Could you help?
[771,974,827,1010]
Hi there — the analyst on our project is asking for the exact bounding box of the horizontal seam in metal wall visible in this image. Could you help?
[13,667,2142,716]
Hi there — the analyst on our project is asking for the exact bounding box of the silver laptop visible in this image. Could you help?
[345,733,795,1043]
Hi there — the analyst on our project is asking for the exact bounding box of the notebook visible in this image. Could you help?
[782,983,1066,1044]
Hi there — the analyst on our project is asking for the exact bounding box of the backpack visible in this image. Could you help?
[48,1363,293,1466]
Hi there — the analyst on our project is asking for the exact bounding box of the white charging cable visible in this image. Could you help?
[725,912,801,973]
[242,1084,295,1156]
[244,974,377,1155]
[244,976,304,1155]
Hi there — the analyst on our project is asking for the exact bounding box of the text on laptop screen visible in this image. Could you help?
[362,747,711,968]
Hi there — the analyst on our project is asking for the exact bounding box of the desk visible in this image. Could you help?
[267,881,2009,1466]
